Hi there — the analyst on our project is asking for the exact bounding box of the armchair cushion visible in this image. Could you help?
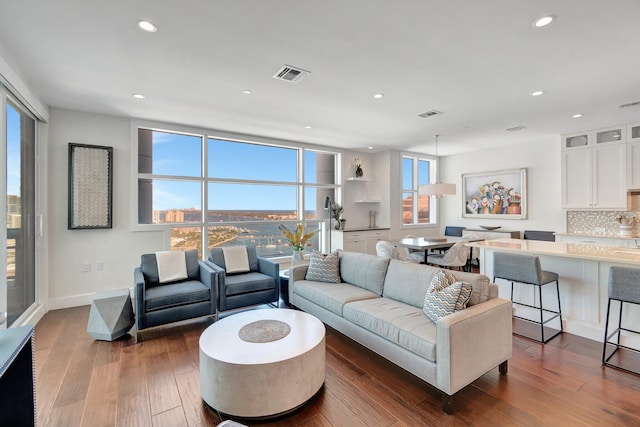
[145,280,211,311]
[224,272,276,296]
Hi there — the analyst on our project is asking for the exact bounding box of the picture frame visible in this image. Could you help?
[462,168,527,219]
[68,143,113,229]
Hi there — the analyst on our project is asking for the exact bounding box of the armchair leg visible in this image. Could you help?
[441,393,454,415]
[499,360,508,375]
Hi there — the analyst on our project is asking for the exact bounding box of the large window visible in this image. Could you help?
[137,128,339,258]
[402,154,436,225]
[5,99,36,326]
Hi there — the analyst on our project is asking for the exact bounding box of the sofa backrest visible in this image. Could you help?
[209,246,259,272]
[382,260,493,308]
[141,249,200,287]
[338,250,390,295]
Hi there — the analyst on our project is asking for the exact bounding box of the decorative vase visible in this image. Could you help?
[355,165,364,178]
[334,219,341,230]
[340,219,346,230]
[620,224,633,237]
[292,249,304,265]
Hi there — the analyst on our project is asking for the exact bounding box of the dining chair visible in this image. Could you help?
[426,241,470,270]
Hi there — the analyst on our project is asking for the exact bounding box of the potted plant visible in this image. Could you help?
[332,204,344,230]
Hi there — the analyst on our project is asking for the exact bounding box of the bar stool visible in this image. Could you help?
[602,266,640,374]
[493,252,563,343]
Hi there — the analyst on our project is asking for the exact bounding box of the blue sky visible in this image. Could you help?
[6,104,20,196]
[151,131,320,211]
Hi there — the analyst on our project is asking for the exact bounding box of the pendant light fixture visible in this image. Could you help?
[419,134,456,198]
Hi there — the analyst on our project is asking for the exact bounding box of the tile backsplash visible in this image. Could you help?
[567,210,639,236]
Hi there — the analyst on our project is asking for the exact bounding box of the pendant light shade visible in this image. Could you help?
[418,134,456,197]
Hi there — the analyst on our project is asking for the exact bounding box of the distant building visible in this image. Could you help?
[7,194,21,228]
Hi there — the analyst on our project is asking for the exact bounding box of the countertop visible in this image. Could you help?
[335,227,390,232]
[554,232,640,240]
[468,238,640,265]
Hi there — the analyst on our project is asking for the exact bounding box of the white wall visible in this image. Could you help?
[439,136,566,234]
[47,108,164,309]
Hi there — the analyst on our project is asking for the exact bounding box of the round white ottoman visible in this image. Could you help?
[199,309,325,418]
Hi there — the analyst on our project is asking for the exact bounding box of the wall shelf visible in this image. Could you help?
[346,177,372,182]
[354,199,381,203]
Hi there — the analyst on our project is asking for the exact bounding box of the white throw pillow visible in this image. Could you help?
[222,246,250,274]
[156,250,188,284]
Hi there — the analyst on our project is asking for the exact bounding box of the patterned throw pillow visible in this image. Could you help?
[423,269,472,322]
[305,251,341,283]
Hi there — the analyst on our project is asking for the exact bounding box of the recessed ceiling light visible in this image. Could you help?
[305,125,313,129]
[367,146,374,150]
[132,93,145,99]
[138,20,157,32]
[531,90,544,96]
[373,93,384,99]
[572,113,583,118]
[242,90,252,95]
[533,15,555,28]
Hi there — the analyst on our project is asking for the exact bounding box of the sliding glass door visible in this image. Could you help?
[4,98,36,326]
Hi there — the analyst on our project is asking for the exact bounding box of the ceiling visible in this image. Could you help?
[1,0,640,156]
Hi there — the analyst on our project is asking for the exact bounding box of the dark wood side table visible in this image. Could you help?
[279,269,290,306]
[0,325,36,426]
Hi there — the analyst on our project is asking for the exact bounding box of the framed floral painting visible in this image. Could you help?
[462,168,527,219]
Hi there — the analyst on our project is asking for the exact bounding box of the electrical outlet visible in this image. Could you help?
[96,261,104,271]
[82,263,91,273]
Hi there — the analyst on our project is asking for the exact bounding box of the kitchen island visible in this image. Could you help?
[468,238,640,341]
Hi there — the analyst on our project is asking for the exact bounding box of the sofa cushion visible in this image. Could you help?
[145,280,210,311]
[305,251,340,283]
[382,260,438,308]
[382,259,492,308]
[423,269,472,322]
[338,251,390,295]
[224,272,276,296]
[449,269,492,306]
[344,298,437,362]
[293,280,380,316]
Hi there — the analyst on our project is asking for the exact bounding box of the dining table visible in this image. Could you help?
[397,236,483,271]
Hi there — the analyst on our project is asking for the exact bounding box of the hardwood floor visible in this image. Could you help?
[35,305,640,427]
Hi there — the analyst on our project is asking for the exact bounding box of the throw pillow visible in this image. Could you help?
[305,251,341,283]
[155,250,188,284]
[423,269,472,322]
[222,246,250,274]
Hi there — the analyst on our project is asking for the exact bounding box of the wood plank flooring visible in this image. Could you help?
[34,305,640,426]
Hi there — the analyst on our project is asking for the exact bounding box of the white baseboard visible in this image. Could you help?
[48,288,135,310]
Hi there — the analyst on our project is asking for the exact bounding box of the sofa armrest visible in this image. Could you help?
[288,264,310,305]
[258,257,279,282]
[436,297,512,395]
[205,260,226,304]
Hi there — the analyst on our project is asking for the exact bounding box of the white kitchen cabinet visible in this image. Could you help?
[331,229,390,254]
[628,123,640,143]
[561,125,627,209]
[627,140,640,189]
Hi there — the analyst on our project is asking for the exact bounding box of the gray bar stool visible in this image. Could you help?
[602,266,640,374]
[493,252,563,343]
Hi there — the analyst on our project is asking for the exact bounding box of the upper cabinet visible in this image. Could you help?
[562,125,627,209]
[627,123,640,189]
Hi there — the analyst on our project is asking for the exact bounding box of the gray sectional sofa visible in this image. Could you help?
[288,250,512,414]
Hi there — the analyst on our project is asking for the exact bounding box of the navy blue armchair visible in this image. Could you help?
[134,249,217,330]
[207,246,279,313]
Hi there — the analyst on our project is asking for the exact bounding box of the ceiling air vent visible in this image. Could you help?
[506,125,526,132]
[417,109,443,118]
[619,100,640,109]
[273,65,310,83]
